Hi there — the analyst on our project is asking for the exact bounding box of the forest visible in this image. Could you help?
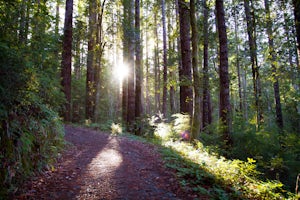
[0,0,300,199]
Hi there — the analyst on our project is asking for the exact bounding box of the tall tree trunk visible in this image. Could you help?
[178,0,193,117]
[161,0,168,116]
[73,18,83,123]
[86,0,97,121]
[144,13,150,115]
[94,0,106,122]
[264,0,283,129]
[190,0,201,140]
[154,11,161,113]
[202,0,212,130]
[135,0,142,134]
[175,0,182,113]
[244,0,263,129]
[216,0,231,146]
[233,1,243,113]
[293,0,300,66]
[61,0,73,122]
[122,0,129,124]
[169,3,176,114]
[126,0,135,131]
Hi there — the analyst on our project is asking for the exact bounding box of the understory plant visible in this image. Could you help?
[152,114,296,199]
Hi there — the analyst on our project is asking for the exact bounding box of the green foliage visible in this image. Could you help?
[111,123,123,135]
[151,113,191,142]
[0,102,65,197]
[0,1,65,197]
[172,113,191,135]
[146,115,297,199]
[159,140,294,199]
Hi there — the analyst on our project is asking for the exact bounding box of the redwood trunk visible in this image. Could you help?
[178,0,193,116]
[216,0,231,145]
[293,0,300,66]
[161,0,168,116]
[190,0,201,139]
[202,0,212,129]
[126,0,135,131]
[61,0,73,122]
[135,0,142,134]
[86,0,96,121]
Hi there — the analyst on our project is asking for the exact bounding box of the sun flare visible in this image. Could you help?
[114,62,128,82]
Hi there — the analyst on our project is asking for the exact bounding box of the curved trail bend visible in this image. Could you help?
[18,125,197,200]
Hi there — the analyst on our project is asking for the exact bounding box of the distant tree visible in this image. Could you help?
[244,0,263,129]
[264,0,283,129]
[216,0,231,145]
[86,0,97,121]
[161,0,168,116]
[94,0,106,122]
[122,0,135,130]
[122,0,129,123]
[293,0,300,66]
[135,0,143,134]
[233,0,243,114]
[61,0,73,122]
[190,0,201,139]
[202,0,212,129]
[127,0,135,131]
[178,0,193,116]
[154,8,161,112]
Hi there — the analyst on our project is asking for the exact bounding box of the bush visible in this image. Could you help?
[0,103,65,197]
[0,36,65,198]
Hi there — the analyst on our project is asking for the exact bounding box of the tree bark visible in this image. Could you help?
[61,0,73,122]
[122,0,129,123]
[135,0,142,134]
[126,0,135,131]
[293,0,300,67]
[162,0,168,116]
[168,3,176,114]
[175,0,182,114]
[86,0,97,121]
[178,0,193,117]
[216,0,231,145]
[202,0,212,130]
[190,0,201,140]
[94,0,106,122]
[154,11,161,113]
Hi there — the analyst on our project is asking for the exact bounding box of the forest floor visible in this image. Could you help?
[16,125,202,200]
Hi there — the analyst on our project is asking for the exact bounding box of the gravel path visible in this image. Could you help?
[16,125,196,200]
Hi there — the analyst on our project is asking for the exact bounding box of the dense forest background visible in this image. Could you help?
[0,0,299,198]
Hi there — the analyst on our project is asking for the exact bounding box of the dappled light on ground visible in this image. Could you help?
[86,137,123,178]
[16,125,196,199]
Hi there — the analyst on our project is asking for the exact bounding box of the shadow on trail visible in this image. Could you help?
[19,126,214,199]
[31,125,111,199]
[58,126,191,199]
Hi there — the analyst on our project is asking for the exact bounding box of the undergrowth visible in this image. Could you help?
[84,115,298,199]
[0,104,65,198]
[159,140,295,199]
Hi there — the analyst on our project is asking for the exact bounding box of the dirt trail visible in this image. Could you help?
[16,125,195,200]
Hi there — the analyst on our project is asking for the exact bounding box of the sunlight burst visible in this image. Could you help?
[114,62,128,82]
